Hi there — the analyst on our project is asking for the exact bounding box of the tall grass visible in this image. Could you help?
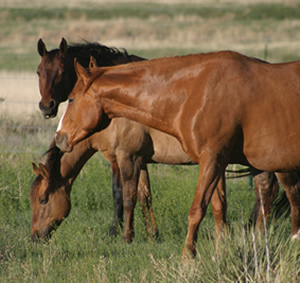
[0,119,299,281]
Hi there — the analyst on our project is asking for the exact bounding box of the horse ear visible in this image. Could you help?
[37,38,47,57]
[74,58,90,81]
[38,163,50,179]
[32,163,40,176]
[59,38,68,56]
[89,56,98,69]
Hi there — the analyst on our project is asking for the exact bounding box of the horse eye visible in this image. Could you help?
[39,196,49,205]
[36,71,40,76]
[68,98,74,104]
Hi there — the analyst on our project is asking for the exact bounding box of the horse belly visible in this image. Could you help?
[148,129,195,165]
[243,124,300,172]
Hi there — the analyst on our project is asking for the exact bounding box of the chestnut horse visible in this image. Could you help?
[36,39,284,244]
[36,39,289,245]
[55,55,300,256]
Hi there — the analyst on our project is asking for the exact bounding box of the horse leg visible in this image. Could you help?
[248,171,279,229]
[275,172,300,240]
[210,175,227,239]
[137,164,159,241]
[118,155,141,243]
[183,151,225,257]
[109,161,124,237]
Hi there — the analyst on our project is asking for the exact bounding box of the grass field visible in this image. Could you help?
[1,1,300,281]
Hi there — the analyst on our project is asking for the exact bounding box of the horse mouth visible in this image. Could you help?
[39,101,58,119]
[31,222,61,242]
[44,113,56,119]
[42,109,58,119]
[31,232,51,242]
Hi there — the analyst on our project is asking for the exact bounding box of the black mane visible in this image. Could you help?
[44,139,64,185]
[68,42,129,60]
[30,142,63,197]
[46,41,132,68]
[65,42,130,67]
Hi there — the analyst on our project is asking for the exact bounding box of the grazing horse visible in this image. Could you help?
[55,54,300,256]
[36,39,284,240]
[30,138,158,241]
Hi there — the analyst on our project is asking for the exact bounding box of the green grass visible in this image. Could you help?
[0,120,299,282]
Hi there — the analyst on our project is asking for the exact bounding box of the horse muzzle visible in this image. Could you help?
[31,226,52,242]
[55,132,72,152]
[39,99,58,119]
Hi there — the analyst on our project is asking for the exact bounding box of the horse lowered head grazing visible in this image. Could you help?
[30,144,71,240]
[55,53,300,257]
[30,135,159,242]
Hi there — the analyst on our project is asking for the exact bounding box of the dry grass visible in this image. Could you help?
[1,0,300,117]
[1,0,296,9]
[0,71,66,118]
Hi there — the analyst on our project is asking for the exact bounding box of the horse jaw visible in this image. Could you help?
[55,126,89,153]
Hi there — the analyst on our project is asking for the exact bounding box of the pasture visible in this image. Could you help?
[1,0,300,281]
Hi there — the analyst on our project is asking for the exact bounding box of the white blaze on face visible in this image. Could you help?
[56,109,66,133]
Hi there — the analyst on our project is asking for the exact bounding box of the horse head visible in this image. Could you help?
[37,38,70,118]
[55,58,109,152]
[30,162,71,241]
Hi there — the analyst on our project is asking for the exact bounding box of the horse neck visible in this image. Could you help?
[60,138,96,182]
[96,62,187,138]
[45,138,96,184]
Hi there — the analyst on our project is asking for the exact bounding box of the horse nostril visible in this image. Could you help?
[39,101,45,111]
[49,99,56,110]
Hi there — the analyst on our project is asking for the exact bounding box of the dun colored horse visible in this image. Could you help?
[55,55,300,256]
[31,138,158,241]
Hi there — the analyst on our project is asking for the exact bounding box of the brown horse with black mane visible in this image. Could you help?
[37,38,143,118]
[55,54,300,256]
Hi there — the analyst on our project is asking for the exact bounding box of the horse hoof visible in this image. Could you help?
[291,230,300,241]
[122,235,133,243]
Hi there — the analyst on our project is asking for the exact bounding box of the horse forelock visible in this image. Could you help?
[30,174,43,200]
[44,49,61,62]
